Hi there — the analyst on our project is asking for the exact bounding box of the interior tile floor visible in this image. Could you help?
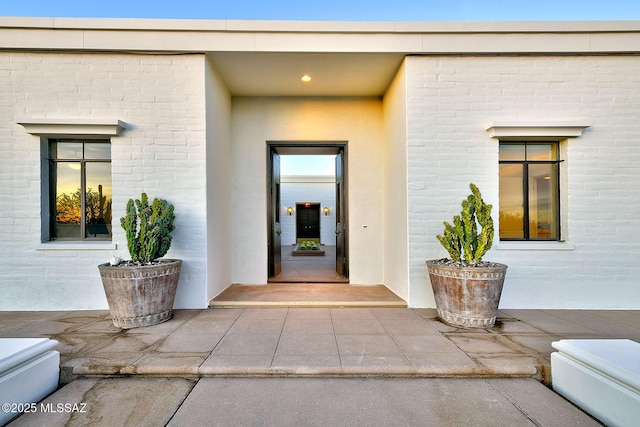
[269,244,347,283]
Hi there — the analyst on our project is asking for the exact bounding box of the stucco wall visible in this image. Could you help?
[231,97,384,285]
[382,59,410,301]
[406,55,640,309]
[205,58,233,304]
[0,52,208,310]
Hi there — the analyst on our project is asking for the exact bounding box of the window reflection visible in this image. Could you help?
[56,143,83,159]
[499,144,525,161]
[527,144,556,161]
[54,162,81,239]
[85,162,112,238]
[528,164,558,238]
[499,142,560,240]
[499,164,524,239]
[84,143,111,160]
[51,140,112,241]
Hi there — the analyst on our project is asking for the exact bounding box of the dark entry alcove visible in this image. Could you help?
[296,202,320,241]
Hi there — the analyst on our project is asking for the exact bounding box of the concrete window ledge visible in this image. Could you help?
[485,120,590,140]
[495,241,575,251]
[37,242,117,251]
[17,118,125,137]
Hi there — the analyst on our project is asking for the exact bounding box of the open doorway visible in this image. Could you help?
[267,143,348,283]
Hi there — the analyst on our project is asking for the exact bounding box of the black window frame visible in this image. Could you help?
[41,138,112,242]
[499,141,562,241]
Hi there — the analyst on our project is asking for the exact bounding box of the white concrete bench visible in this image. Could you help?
[0,338,59,426]
[551,339,640,427]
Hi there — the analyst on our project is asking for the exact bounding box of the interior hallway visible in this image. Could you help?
[269,244,347,283]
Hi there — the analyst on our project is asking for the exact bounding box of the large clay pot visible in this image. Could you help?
[427,260,507,329]
[98,259,182,329]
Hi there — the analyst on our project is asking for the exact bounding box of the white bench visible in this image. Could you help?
[551,339,640,427]
[0,338,59,426]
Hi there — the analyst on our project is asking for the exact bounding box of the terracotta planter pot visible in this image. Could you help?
[98,259,182,329]
[427,260,507,329]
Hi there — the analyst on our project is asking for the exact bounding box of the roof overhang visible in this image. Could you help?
[2,17,640,96]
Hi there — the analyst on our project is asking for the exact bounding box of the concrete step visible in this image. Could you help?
[209,284,407,307]
[68,359,544,381]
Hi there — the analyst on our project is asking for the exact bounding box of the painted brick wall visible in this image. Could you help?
[406,55,640,308]
[0,52,208,310]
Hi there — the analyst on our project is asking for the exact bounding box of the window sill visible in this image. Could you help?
[37,241,117,251]
[496,241,575,251]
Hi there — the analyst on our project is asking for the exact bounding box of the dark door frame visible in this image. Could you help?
[268,149,282,277]
[267,141,348,281]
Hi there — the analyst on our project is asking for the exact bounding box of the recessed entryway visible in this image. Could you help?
[267,142,348,283]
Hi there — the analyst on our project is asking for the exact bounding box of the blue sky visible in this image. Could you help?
[281,156,335,176]
[1,0,639,21]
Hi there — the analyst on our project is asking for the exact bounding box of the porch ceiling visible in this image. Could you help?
[207,52,405,97]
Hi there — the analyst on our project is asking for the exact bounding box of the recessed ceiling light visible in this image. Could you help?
[301,75,312,83]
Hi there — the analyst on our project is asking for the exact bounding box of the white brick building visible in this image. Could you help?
[1,17,639,310]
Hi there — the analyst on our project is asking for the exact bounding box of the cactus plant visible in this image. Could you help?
[120,193,176,264]
[436,183,494,265]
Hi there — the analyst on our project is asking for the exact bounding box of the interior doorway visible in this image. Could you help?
[296,202,321,241]
[267,142,348,283]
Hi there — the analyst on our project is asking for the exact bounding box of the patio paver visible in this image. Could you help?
[1,308,638,385]
[3,308,631,426]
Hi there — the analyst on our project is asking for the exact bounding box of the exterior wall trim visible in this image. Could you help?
[486,121,590,140]
[2,16,639,34]
[37,242,117,250]
[495,242,575,251]
[17,118,125,137]
[3,18,640,55]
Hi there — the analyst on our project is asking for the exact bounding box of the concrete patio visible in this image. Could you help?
[3,307,638,425]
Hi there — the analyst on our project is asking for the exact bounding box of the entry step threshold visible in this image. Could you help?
[209,284,407,308]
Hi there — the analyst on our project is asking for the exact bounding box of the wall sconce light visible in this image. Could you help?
[323,207,330,216]
[287,207,293,216]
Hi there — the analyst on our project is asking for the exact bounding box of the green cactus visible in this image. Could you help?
[436,183,494,265]
[120,193,176,263]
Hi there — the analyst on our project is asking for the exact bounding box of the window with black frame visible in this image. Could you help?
[499,142,561,240]
[47,140,112,241]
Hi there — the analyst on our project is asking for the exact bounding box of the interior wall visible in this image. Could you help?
[231,97,384,285]
[382,59,410,301]
[205,57,233,304]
